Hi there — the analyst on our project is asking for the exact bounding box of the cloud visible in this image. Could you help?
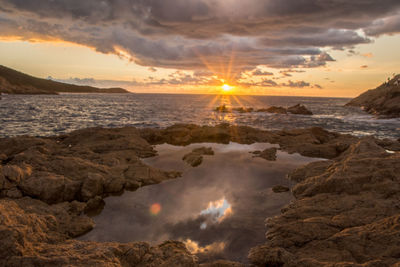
[1,0,400,85]
[252,68,273,76]
[364,13,400,36]
[360,65,369,69]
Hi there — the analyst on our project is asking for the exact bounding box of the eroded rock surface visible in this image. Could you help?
[0,127,180,205]
[249,138,400,266]
[1,124,399,266]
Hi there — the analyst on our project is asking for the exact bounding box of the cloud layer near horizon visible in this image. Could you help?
[1,0,400,86]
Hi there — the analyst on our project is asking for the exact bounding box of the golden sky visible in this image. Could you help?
[1,1,400,97]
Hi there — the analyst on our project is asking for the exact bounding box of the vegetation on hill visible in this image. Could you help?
[0,65,129,94]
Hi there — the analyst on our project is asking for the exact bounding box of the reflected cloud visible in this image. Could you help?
[184,239,226,255]
[200,197,233,226]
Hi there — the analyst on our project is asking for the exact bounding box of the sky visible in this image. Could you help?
[1,0,400,97]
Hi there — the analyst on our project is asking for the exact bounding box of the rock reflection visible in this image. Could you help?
[80,142,322,262]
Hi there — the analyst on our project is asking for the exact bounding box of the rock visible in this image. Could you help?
[0,197,197,266]
[272,185,290,193]
[183,147,215,167]
[84,196,105,216]
[80,173,104,201]
[20,172,81,203]
[257,106,287,114]
[252,147,277,161]
[287,104,313,115]
[346,74,400,117]
[2,164,31,183]
[251,138,400,266]
[2,124,398,266]
[182,153,203,167]
[215,105,231,113]
[248,246,296,266]
[232,107,254,113]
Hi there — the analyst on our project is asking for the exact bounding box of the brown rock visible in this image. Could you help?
[252,147,277,161]
[272,185,290,193]
[20,172,81,203]
[183,147,215,167]
[251,138,400,266]
[80,173,104,201]
[346,74,400,117]
[287,104,313,115]
[257,106,287,114]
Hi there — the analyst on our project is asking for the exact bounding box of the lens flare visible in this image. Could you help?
[150,203,161,216]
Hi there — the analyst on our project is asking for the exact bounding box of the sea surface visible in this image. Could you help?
[81,142,322,263]
[0,93,399,139]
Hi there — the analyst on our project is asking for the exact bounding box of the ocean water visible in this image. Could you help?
[0,93,399,139]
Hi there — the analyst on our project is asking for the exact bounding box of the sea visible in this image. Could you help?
[0,93,399,139]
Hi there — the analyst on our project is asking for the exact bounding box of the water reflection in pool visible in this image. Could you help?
[81,142,322,262]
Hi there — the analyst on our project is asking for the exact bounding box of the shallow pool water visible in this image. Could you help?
[80,142,322,262]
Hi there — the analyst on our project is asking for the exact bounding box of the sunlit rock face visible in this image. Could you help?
[81,142,320,262]
[347,74,400,118]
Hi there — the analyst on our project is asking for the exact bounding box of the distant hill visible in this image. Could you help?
[0,65,129,94]
[346,75,400,117]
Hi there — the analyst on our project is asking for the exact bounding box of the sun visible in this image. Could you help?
[221,84,234,93]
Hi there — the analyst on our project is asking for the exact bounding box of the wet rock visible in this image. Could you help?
[346,74,400,117]
[257,106,287,114]
[183,153,203,167]
[232,107,254,113]
[183,147,215,167]
[272,185,290,193]
[287,104,313,115]
[252,147,277,161]
[84,196,105,216]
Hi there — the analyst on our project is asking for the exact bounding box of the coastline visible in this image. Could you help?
[1,124,399,266]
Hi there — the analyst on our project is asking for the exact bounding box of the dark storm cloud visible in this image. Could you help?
[1,0,400,82]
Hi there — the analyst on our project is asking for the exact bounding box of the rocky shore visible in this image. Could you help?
[1,124,399,266]
[347,74,400,117]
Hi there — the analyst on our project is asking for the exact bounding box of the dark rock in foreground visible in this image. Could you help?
[347,74,400,117]
[1,124,399,266]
